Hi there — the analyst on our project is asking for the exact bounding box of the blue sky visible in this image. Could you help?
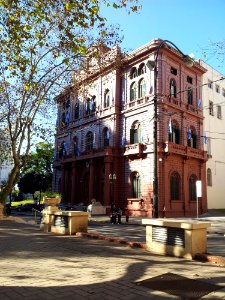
[102,0,225,74]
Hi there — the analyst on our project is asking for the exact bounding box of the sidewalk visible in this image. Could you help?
[87,212,225,264]
[0,218,225,299]
[4,210,225,262]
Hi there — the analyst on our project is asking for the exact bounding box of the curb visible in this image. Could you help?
[194,253,225,266]
[76,231,225,266]
[76,232,147,249]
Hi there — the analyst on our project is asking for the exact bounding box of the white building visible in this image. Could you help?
[200,60,225,209]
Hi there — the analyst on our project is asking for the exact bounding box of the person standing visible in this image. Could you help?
[117,208,122,224]
[124,208,130,223]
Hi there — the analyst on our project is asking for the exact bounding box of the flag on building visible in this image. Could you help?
[168,118,172,134]
[187,128,192,140]
[197,99,202,109]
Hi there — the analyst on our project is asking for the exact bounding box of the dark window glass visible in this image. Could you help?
[74,103,79,119]
[103,128,109,147]
[169,122,180,144]
[86,132,93,151]
[187,76,193,84]
[132,173,141,198]
[171,67,177,75]
[170,79,177,98]
[130,82,137,101]
[187,88,193,105]
[130,122,141,144]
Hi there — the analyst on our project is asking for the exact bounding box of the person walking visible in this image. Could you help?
[111,205,117,224]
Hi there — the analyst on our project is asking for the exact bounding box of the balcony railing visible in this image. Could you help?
[164,142,207,160]
[124,143,144,157]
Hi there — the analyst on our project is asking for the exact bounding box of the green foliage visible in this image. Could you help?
[21,142,54,176]
[42,191,61,198]
[18,172,49,195]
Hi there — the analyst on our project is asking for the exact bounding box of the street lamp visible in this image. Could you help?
[109,173,116,212]
[147,39,194,218]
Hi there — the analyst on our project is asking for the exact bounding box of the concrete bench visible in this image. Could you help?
[40,211,88,235]
[142,218,211,259]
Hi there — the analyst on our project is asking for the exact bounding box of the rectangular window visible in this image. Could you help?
[207,138,212,157]
[187,76,193,84]
[215,85,220,93]
[170,67,177,75]
[209,101,214,116]
[217,105,222,119]
[222,89,225,97]
[208,80,213,89]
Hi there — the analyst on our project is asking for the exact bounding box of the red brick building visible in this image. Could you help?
[53,38,208,217]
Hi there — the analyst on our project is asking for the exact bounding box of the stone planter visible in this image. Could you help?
[0,203,4,218]
[43,196,61,207]
[40,196,61,232]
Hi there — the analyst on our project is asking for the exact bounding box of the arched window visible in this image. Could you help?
[74,103,79,119]
[130,67,138,79]
[59,141,67,157]
[132,172,141,198]
[187,127,197,148]
[130,82,137,101]
[170,172,180,200]
[102,127,110,147]
[86,131,93,151]
[189,174,197,201]
[73,136,80,157]
[138,78,146,98]
[61,112,66,126]
[90,95,96,113]
[104,89,110,108]
[61,99,70,127]
[58,142,63,158]
[65,110,70,125]
[130,121,141,144]
[66,100,70,108]
[187,88,193,105]
[85,96,96,115]
[170,79,177,98]
[168,120,180,144]
[138,63,146,76]
[207,168,212,186]
[85,98,91,115]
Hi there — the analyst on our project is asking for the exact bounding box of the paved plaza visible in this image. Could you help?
[0,218,225,299]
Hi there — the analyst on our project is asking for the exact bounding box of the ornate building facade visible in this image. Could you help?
[53,38,208,217]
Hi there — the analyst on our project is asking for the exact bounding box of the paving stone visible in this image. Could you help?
[0,219,225,299]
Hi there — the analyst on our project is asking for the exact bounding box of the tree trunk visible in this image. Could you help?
[1,164,20,203]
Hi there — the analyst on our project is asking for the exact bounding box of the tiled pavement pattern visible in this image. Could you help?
[0,219,225,299]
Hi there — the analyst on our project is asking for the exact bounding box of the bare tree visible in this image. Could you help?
[0,0,141,202]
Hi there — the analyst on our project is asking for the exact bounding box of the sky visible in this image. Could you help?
[102,0,225,74]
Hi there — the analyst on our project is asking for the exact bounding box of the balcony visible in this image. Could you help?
[164,142,207,161]
[55,147,114,164]
[124,143,144,157]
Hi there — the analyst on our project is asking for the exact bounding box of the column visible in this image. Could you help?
[61,164,65,202]
[89,159,94,201]
[104,158,112,207]
[70,162,76,205]
[183,158,189,216]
